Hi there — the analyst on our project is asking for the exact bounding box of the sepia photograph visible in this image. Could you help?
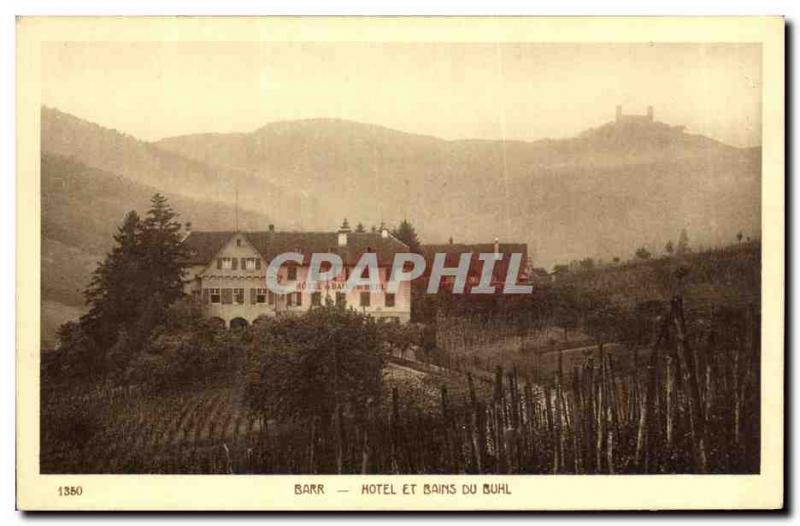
[15,16,784,511]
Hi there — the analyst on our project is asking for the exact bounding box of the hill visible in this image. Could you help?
[550,241,761,309]
[157,116,761,267]
[42,107,315,228]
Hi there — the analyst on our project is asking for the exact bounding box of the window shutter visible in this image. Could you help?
[202,288,210,304]
[217,259,222,270]
[241,257,247,270]
[232,258,238,270]
[296,292,303,306]
[255,258,262,270]
[250,288,256,304]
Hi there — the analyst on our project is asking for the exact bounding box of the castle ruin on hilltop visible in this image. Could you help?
[615,105,654,123]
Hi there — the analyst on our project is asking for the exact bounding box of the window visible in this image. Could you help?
[218,257,233,270]
[385,293,395,307]
[236,238,242,247]
[360,291,371,307]
[255,288,267,304]
[287,265,298,281]
[311,292,322,307]
[209,288,221,304]
[268,291,276,306]
[287,292,302,307]
[221,288,233,304]
[335,292,346,306]
[361,266,370,279]
[242,257,260,270]
[234,288,245,304]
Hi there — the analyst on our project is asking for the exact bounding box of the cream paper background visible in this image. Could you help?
[16,16,784,511]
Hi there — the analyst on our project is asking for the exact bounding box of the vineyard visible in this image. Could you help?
[41,385,263,473]
[41,295,759,475]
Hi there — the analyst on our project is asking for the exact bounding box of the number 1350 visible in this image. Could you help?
[58,486,83,496]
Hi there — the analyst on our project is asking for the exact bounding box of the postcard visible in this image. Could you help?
[16,16,784,510]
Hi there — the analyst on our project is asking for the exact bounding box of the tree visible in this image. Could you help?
[139,193,189,311]
[130,299,245,390]
[677,228,690,255]
[391,219,422,253]
[355,222,366,233]
[665,240,674,256]
[80,210,144,353]
[60,194,189,377]
[634,247,652,260]
[245,305,384,423]
[53,321,98,378]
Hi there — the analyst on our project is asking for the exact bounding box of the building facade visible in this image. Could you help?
[420,239,530,292]
[182,222,412,328]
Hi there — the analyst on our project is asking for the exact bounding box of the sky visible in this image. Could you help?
[42,42,762,147]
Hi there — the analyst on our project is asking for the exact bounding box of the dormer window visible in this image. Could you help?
[236,238,242,247]
[242,257,260,270]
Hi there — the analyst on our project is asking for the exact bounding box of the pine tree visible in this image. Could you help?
[63,194,189,375]
[139,193,188,310]
[81,210,144,351]
[391,220,422,253]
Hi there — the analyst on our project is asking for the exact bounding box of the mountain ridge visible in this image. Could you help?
[151,110,759,262]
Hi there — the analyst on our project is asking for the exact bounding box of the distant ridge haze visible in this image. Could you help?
[154,112,760,265]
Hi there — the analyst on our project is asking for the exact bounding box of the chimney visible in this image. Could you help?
[615,105,622,122]
[647,105,654,121]
[448,236,453,244]
[338,218,351,246]
[380,221,389,239]
[493,237,501,260]
[268,224,275,232]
